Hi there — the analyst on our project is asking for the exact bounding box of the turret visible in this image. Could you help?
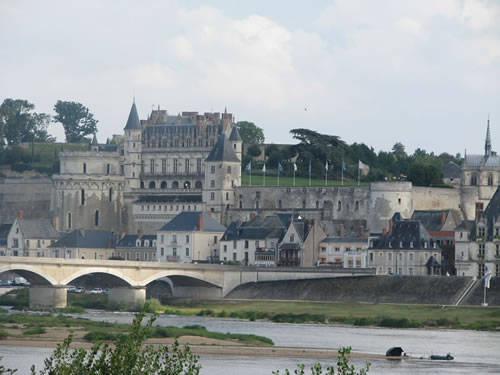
[229,125,242,162]
[485,116,492,157]
[122,101,143,191]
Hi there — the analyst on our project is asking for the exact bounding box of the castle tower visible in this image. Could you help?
[485,116,492,157]
[91,133,99,152]
[122,101,143,192]
[229,125,242,162]
[203,134,241,224]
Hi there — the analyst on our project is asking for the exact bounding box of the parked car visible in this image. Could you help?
[89,288,103,295]
[0,280,12,287]
[102,289,109,295]
[74,287,85,294]
[66,285,76,293]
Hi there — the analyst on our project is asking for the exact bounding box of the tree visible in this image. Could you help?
[53,101,98,143]
[273,347,370,375]
[247,144,262,158]
[391,142,406,158]
[30,311,201,375]
[0,99,53,145]
[237,121,265,144]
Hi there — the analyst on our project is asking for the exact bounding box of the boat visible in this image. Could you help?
[430,353,454,360]
[386,347,404,357]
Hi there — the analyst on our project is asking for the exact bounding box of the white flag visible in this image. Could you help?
[325,160,329,171]
[262,164,266,173]
[293,162,297,172]
[358,160,370,175]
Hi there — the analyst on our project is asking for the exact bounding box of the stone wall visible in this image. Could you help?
[0,176,53,221]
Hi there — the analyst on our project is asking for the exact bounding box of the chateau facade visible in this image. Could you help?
[51,105,495,239]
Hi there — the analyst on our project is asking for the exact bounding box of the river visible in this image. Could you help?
[0,310,499,374]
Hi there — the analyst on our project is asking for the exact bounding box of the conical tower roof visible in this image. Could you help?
[229,126,242,141]
[91,133,98,145]
[485,116,492,157]
[205,134,240,162]
[124,101,141,130]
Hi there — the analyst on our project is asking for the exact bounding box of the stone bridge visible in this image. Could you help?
[0,257,374,308]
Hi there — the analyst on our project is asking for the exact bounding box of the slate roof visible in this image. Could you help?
[441,161,462,179]
[159,212,226,232]
[370,220,438,250]
[18,219,60,240]
[0,223,13,246]
[455,220,475,231]
[229,126,242,141]
[464,154,500,167]
[220,214,289,242]
[321,237,368,244]
[471,186,500,241]
[50,230,115,249]
[411,210,449,232]
[124,101,141,130]
[136,195,202,203]
[117,234,156,248]
[205,134,240,163]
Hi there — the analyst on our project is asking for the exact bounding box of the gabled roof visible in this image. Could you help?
[17,219,59,240]
[455,220,475,231]
[124,101,141,130]
[205,134,240,163]
[411,210,449,232]
[220,214,289,242]
[50,230,115,249]
[0,223,13,246]
[471,186,500,241]
[441,161,462,179]
[229,126,242,141]
[117,234,156,248]
[159,212,226,232]
[371,220,437,250]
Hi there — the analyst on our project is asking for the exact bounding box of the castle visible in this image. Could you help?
[50,103,494,238]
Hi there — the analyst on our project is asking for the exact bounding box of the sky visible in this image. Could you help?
[1,0,499,156]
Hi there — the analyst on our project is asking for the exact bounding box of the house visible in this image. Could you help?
[368,216,442,276]
[220,214,289,266]
[49,230,116,260]
[6,217,60,257]
[156,211,226,263]
[319,236,369,268]
[410,210,462,246]
[278,217,316,267]
[455,186,500,278]
[115,234,157,261]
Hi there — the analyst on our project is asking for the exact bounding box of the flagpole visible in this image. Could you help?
[341,165,344,186]
[325,164,327,187]
[309,161,311,186]
[293,169,296,186]
[250,168,252,186]
[358,162,360,186]
[277,164,280,186]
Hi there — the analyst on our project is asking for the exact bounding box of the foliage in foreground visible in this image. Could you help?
[29,311,201,375]
[273,347,370,375]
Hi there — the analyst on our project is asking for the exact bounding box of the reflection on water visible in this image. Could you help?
[1,310,500,374]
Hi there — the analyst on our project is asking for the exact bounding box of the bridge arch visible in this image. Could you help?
[60,267,137,287]
[140,270,223,289]
[0,265,57,286]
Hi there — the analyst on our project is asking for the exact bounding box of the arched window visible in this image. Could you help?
[239,200,242,209]
[184,181,191,189]
[140,181,144,189]
[279,200,282,209]
[109,187,113,201]
[488,174,494,186]
[95,210,99,226]
[81,189,85,205]
[160,181,167,189]
[195,181,203,189]
[67,212,72,229]
[471,174,478,186]
[316,201,319,209]
[83,163,87,174]
[106,164,110,175]
[149,181,156,189]
[172,181,179,189]
[338,201,342,211]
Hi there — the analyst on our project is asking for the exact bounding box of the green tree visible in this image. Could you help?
[0,99,53,145]
[53,101,98,143]
[273,347,370,375]
[391,142,406,158]
[247,144,262,158]
[30,311,201,375]
[237,121,265,144]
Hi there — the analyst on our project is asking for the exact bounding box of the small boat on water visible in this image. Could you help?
[430,353,454,361]
[386,347,404,357]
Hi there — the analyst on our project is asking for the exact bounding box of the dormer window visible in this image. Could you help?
[424,241,428,249]
[136,240,141,247]
[478,226,485,238]
[410,241,413,248]
[388,241,392,248]
[399,241,403,248]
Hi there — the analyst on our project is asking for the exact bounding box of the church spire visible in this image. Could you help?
[485,115,492,157]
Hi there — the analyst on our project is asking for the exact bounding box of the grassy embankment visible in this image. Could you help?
[241,174,369,187]
[3,289,499,331]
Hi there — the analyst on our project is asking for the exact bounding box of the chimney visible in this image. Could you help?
[17,210,24,219]
[339,223,344,237]
[475,202,484,222]
[360,226,364,238]
[198,213,203,231]
[249,212,256,221]
[441,211,446,226]
[389,219,393,233]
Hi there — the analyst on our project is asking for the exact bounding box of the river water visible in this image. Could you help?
[1,310,499,374]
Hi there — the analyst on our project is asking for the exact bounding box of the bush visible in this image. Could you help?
[378,317,421,328]
[23,327,46,335]
[0,330,8,340]
[143,298,162,313]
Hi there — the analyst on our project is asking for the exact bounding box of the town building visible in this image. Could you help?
[319,236,369,268]
[115,234,157,261]
[6,216,60,257]
[368,216,442,276]
[156,211,226,263]
[49,229,116,260]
